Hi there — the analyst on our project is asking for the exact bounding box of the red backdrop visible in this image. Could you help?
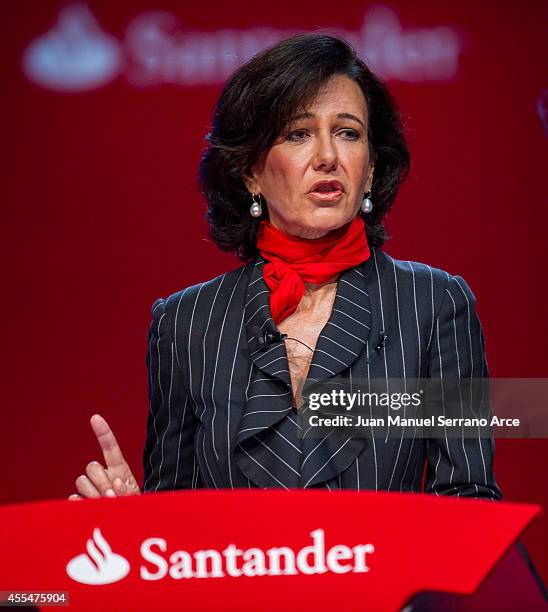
[3,0,548,583]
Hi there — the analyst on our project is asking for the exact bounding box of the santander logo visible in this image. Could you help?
[23,3,463,92]
[66,527,375,584]
[66,528,130,585]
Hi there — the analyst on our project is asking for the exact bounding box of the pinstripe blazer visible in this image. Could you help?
[142,247,502,499]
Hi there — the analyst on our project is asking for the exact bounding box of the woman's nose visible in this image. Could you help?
[312,134,338,171]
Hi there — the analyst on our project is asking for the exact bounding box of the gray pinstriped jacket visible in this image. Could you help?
[143,247,502,499]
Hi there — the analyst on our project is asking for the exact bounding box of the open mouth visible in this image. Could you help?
[313,184,340,193]
[310,180,344,193]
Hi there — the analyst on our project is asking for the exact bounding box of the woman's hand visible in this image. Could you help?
[68,414,141,500]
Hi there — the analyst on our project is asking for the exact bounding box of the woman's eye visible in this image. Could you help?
[340,129,360,140]
[286,128,361,141]
[287,129,308,141]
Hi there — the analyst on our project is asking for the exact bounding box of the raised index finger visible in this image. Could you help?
[90,414,127,469]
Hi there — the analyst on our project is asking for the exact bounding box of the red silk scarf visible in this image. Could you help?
[256,215,370,325]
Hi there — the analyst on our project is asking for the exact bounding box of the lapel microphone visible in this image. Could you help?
[375,331,388,352]
[251,325,288,351]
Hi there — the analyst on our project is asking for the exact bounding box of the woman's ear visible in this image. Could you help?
[242,172,258,194]
[242,153,266,194]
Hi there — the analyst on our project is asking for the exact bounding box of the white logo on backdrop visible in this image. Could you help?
[22,3,464,92]
[66,528,130,585]
[22,4,122,92]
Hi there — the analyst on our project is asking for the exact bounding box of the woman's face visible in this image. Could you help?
[244,74,375,239]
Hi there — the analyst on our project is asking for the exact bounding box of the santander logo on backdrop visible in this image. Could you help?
[23,2,464,92]
[66,527,375,584]
[23,5,122,92]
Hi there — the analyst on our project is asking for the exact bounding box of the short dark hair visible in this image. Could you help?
[198,32,410,261]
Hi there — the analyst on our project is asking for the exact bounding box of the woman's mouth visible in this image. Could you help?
[307,180,345,202]
[307,189,344,202]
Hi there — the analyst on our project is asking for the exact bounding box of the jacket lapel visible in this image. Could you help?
[237,250,377,489]
[307,264,373,380]
[300,253,376,488]
[244,255,291,388]
[235,256,300,488]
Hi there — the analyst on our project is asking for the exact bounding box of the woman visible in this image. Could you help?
[69,33,502,500]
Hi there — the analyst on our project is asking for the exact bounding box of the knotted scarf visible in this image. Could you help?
[256,215,370,324]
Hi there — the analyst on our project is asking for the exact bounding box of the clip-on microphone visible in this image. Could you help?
[251,325,288,351]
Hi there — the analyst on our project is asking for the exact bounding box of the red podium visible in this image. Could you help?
[0,490,545,611]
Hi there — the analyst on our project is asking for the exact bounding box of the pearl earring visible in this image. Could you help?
[249,193,263,218]
[361,191,373,214]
